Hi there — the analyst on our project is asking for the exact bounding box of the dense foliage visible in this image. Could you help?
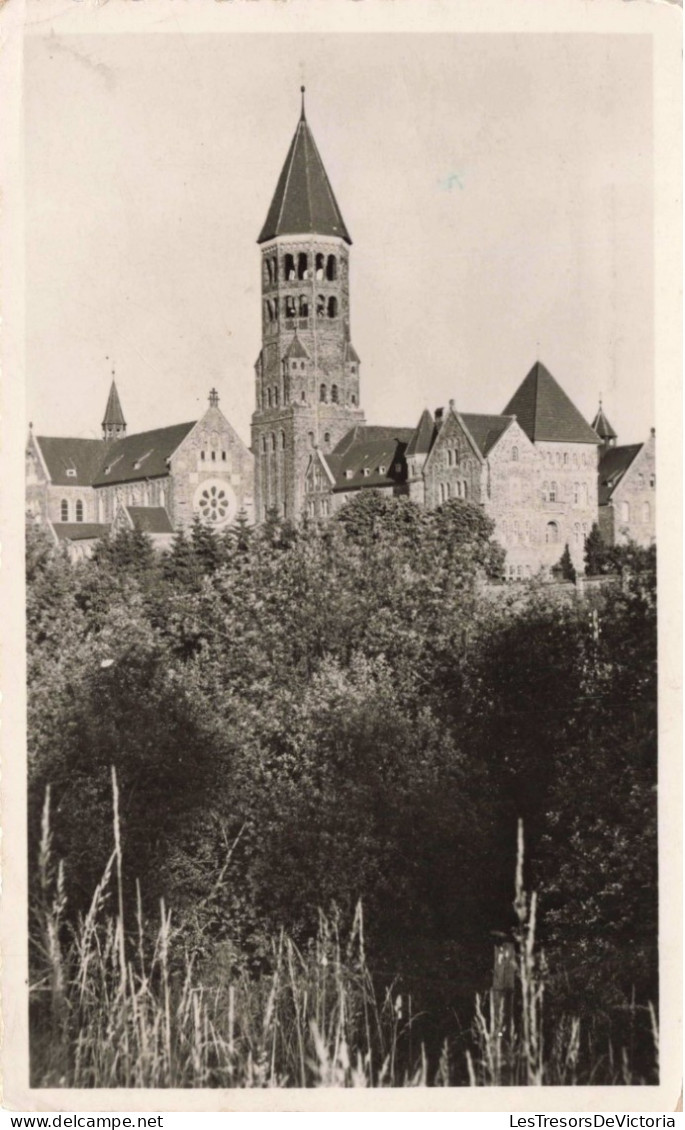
[27,497,657,1063]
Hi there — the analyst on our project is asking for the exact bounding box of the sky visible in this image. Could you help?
[24,32,653,446]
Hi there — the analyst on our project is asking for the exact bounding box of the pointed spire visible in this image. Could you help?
[591,398,617,446]
[258,94,351,245]
[102,378,126,440]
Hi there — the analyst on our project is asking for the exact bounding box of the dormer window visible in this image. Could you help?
[133,450,153,471]
[362,467,371,477]
[378,465,386,475]
[66,467,77,478]
[345,469,354,479]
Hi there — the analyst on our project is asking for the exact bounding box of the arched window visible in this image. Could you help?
[271,433,277,452]
[285,296,296,318]
[326,255,337,281]
[284,253,295,281]
[315,253,325,280]
[324,431,331,446]
[265,259,273,285]
[308,431,315,447]
[273,297,279,320]
[316,294,326,317]
[327,296,338,318]
[297,252,308,281]
[281,431,286,450]
[563,453,568,465]
[265,299,273,323]
[542,480,549,502]
[273,387,279,407]
[271,256,278,283]
[642,501,651,522]
[573,482,579,504]
[301,391,307,402]
[621,501,630,523]
[546,521,559,544]
[512,446,519,462]
[299,295,309,317]
[637,473,644,488]
[60,499,69,522]
[351,394,357,405]
[329,384,338,404]
[261,436,267,454]
[649,473,655,488]
[319,384,327,403]
[267,388,272,408]
[549,481,557,502]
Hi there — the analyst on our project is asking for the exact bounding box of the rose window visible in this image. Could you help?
[193,479,237,529]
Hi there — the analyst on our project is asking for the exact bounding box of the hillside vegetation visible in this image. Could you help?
[26,495,658,1085]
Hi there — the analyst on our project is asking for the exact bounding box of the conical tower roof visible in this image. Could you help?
[102,380,126,428]
[503,361,600,445]
[591,402,617,442]
[258,90,351,245]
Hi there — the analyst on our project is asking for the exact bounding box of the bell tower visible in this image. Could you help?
[252,89,364,522]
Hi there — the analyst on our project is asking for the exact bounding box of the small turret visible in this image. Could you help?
[102,378,126,441]
[591,398,617,451]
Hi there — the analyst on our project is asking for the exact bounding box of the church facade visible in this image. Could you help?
[26,385,254,558]
[26,92,655,572]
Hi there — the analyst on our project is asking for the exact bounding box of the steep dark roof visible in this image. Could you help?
[126,506,174,533]
[591,404,617,441]
[35,437,106,487]
[460,413,513,457]
[283,334,310,360]
[598,443,643,504]
[102,381,126,428]
[405,409,435,458]
[258,106,351,245]
[327,425,413,491]
[503,361,600,445]
[92,422,196,486]
[52,522,110,541]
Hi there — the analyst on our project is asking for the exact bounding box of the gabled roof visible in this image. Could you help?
[258,101,351,245]
[92,422,196,486]
[102,381,126,428]
[503,361,600,445]
[35,437,107,487]
[591,404,617,441]
[326,425,413,491]
[283,334,310,360]
[405,409,435,458]
[460,413,513,458]
[51,522,110,542]
[598,443,643,505]
[126,506,174,533]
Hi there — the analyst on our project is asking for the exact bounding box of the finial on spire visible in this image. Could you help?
[300,85,306,120]
[209,387,219,409]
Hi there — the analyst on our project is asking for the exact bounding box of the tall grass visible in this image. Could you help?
[29,780,657,1088]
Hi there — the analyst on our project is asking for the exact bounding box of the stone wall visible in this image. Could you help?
[609,433,656,547]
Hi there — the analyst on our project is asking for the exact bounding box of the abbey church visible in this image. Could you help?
[26,94,655,574]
